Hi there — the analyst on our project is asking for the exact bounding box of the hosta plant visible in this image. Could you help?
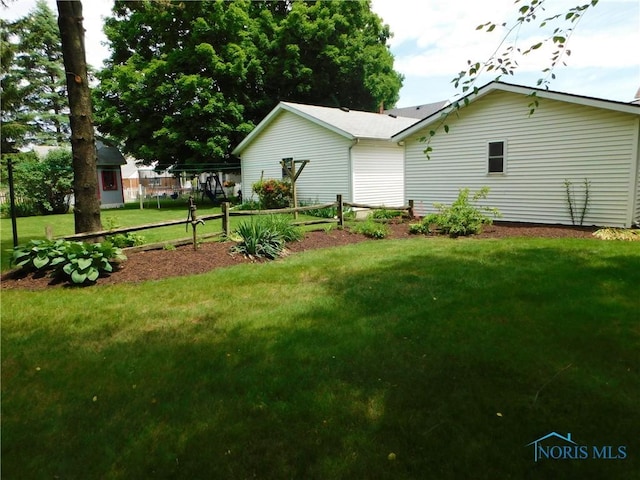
[10,239,126,285]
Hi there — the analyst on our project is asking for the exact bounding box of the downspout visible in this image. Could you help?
[348,138,358,203]
[629,117,640,227]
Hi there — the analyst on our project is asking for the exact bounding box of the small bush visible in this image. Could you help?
[371,208,403,220]
[232,215,302,259]
[106,232,146,248]
[408,222,430,235]
[252,178,292,209]
[424,187,501,237]
[233,199,262,211]
[352,219,390,239]
[0,201,40,218]
[10,239,126,285]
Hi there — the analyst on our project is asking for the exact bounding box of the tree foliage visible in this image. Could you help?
[12,148,74,215]
[422,0,600,157]
[0,0,69,151]
[93,0,403,171]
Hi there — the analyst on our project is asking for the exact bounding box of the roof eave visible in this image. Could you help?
[232,102,356,156]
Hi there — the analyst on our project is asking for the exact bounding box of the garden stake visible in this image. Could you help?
[186,196,205,250]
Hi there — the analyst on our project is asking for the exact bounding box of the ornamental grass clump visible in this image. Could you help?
[232,215,302,259]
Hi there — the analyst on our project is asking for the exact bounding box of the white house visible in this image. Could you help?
[232,102,418,206]
[393,82,640,228]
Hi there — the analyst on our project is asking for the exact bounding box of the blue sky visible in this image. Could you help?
[371,0,640,106]
[4,0,639,108]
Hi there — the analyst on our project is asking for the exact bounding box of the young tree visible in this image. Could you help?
[93,0,403,171]
[57,0,102,233]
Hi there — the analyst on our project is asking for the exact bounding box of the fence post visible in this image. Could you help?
[408,199,414,219]
[336,194,343,229]
[222,201,230,236]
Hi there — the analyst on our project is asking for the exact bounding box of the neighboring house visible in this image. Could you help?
[34,140,127,209]
[393,81,640,228]
[96,139,126,208]
[232,102,418,206]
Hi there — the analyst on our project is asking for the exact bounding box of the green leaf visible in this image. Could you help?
[87,268,100,282]
[71,270,88,284]
[77,258,92,270]
[33,255,50,269]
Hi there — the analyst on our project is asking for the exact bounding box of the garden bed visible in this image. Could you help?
[0,222,598,289]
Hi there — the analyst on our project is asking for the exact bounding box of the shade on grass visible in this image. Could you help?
[2,237,638,479]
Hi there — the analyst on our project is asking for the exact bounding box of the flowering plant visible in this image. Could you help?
[252,178,292,209]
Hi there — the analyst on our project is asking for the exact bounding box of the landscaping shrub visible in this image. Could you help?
[252,178,292,209]
[352,218,390,239]
[423,187,501,237]
[0,200,40,218]
[370,208,403,220]
[106,232,146,248]
[299,199,338,219]
[232,215,302,259]
[10,239,126,285]
[12,148,74,215]
[233,199,262,211]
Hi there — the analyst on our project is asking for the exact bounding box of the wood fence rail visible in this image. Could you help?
[61,195,415,248]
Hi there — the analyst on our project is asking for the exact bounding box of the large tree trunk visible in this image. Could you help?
[57,0,102,234]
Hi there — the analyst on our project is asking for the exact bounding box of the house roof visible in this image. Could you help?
[384,100,448,119]
[232,101,419,155]
[95,139,126,166]
[33,141,126,166]
[393,81,640,141]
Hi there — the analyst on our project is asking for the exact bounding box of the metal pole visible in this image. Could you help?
[7,157,19,247]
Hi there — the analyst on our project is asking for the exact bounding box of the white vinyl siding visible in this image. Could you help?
[241,111,351,203]
[351,140,404,206]
[405,91,639,227]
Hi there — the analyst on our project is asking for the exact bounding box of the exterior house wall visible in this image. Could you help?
[241,110,352,203]
[97,166,125,209]
[404,91,640,227]
[352,140,404,206]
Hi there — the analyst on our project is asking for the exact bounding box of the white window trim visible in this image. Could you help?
[487,140,507,175]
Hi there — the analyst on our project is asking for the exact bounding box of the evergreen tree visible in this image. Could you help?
[1,0,69,148]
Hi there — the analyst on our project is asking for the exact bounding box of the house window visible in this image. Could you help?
[102,170,118,191]
[282,157,293,179]
[488,141,505,174]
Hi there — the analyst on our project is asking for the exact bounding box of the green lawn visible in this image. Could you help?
[2,236,638,479]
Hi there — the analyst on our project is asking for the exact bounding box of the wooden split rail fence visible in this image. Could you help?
[62,195,415,250]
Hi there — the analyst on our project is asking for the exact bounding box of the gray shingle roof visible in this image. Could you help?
[280,102,419,139]
[384,101,448,119]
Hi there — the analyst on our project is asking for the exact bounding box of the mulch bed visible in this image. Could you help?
[0,222,598,290]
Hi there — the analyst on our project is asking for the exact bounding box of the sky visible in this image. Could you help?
[3,0,639,108]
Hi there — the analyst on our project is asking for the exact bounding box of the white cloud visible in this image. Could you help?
[372,0,640,103]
